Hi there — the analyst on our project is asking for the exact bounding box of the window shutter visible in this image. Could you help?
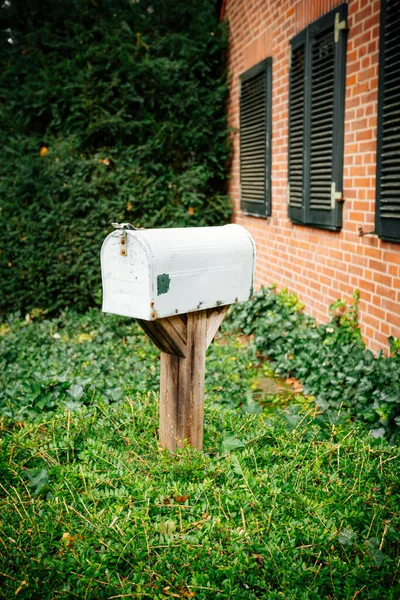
[308,5,347,229]
[308,22,336,223]
[239,59,272,217]
[376,0,400,242]
[288,33,306,224]
[288,4,347,230]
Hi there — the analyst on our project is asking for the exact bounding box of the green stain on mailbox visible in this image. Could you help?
[157,273,170,296]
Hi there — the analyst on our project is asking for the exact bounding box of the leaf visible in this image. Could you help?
[61,532,82,548]
[54,373,69,383]
[67,384,84,400]
[367,538,385,567]
[61,532,74,548]
[338,527,356,547]
[316,398,330,411]
[371,549,385,568]
[156,520,176,536]
[173,495,189,504]
[106,388,123,402]
[285,377,303,392]
[283,412,302,427]
[0,324,10,336]
[27,469,49,496]
[245,399,262,415]
[221,436,244,454]
[231,454,243,475]
[76,333,93,343]
[370,427,385,439]
[66,399,82,411]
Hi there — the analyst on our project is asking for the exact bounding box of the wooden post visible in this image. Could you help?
[137,305,229,451]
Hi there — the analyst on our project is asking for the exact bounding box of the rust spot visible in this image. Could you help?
[150,300,155,308]
[151,310,157,319]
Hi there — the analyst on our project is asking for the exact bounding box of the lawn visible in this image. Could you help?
[0,308,399,599]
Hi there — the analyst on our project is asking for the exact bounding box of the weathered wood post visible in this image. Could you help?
[137,306,229,451]
[101,224,255,451]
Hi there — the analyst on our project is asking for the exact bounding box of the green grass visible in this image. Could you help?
[1,398,399,599]
[0,310,399,599]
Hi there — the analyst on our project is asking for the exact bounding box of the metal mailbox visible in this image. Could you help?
[101,224,255,321]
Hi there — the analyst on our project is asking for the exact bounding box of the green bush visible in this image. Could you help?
[228,287,400,443]
[0,0,231,314]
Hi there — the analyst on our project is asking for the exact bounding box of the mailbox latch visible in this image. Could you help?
[119,230,127,256]
[111,222,137,257]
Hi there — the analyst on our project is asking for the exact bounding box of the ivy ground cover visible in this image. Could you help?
[0,309,399,598]
[228,287,400,443]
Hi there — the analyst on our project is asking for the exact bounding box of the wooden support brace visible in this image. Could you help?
[137,314,187,357]
[137,306,229,452]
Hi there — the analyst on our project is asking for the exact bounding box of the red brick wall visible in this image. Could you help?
[224,0,400,352]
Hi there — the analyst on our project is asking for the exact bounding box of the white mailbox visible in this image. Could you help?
[101,224,255,321]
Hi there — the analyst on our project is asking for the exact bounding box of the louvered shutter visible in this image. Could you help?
[288,4,347,229]
[288,32,306,224]
[239,59,272,217]
[376,0,400,242]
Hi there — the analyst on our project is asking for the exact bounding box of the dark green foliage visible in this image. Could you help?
[0,398,399,599]
[228,287,400,442]
[0,0,231,314]
[0,308,259,421]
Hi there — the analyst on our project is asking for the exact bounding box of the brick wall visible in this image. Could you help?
[224,0,400,352]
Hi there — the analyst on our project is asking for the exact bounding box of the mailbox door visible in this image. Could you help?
[101,231,153,320]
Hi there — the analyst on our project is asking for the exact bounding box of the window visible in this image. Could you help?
[376,0,400,243]
[239,58,272,217]
[288,4,348,229]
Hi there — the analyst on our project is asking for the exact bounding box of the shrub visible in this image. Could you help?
[228,287,400,442]
[0,0,231,314]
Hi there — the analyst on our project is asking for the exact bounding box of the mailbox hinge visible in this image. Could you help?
[111,222,137,230]
[331,182,343,208]
[334,12,346,43]
[111,223,136,256]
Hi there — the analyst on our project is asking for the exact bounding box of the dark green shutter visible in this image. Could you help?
[288,33,306,224]
[376,0,400,242]
[239,59,272,217]
[288,4,347,229]
[308,15,337,226]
